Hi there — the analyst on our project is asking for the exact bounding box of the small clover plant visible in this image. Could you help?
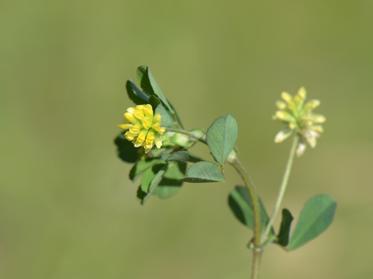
[114,66,337,279]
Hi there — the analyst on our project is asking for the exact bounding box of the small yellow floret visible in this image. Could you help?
[273,87,326,156]
[118,104,165,153]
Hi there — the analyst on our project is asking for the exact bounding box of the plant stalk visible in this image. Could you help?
[229,158,261,247]
[251,248,262,279]
[230,157,263,279]
[262,136,299,243]
[167,128,263,279]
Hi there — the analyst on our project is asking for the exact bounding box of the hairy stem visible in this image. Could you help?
[262,136,299,243]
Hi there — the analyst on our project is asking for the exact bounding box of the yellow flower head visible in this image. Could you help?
[118,104,166,153]
[273,87,326,156]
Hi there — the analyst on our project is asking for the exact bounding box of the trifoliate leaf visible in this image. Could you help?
[207,115,238,164]
[184,161,224,183]
[152,162,186,199]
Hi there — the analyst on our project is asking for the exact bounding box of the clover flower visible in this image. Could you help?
[273,87,326,156]
[118,104,166,153]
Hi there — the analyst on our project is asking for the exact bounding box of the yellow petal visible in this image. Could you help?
[311,125,324,133]
[305,99,320,110]
[118,123,132,130]
[142,118,152,129]
[126,107,135,114]
[124,112,136,123]
[289,122,297,129]
[153,114,161,124]
[134,130,147,147]
[125,131,136,141]
[142,104,153,118]
[311,114,326,124]
[297,87,307,100]
[276,101,287,110]
[133,107,145,121]
[152,123,165,134]
[275,111,294,122]
[129,124,141,135]
[144,131,155,151]
[281,92,292,103]
[145,130,155,143]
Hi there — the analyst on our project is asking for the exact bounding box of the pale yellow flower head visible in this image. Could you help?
[118,104,166,153]
[273,87,326,156]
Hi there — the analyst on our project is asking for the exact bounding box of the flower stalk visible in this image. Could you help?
[262,136,299,244]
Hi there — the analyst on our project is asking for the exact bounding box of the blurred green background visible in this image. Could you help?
[1,0,372,278]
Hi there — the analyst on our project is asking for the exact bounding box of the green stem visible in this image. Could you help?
[251,248,262,279]
[262,136,299,243]
[167,128,263,279]
[229,157,261,247]
[230,158,263,279]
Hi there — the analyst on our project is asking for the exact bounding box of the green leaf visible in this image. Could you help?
[206,114,238,164]
[153,162,186,199]
[276,209,294,247]
[137,187,147,203]
[168,102,184,128]
[140,164,166,193]
[184,161,224,183]
[140,168,156,193]
[136,66,173,112]
[162,151,202,163]
[148,168,166,194]
[136,65,153,96]
[126,80,150,105]
[155,103,174,128]
[288,194,337,250]
[138,165,167,204]
[136,65,183,127]
[147,68,174,113]
[228,186,272,233]
[129,158,165,181]
[114,134,141,163]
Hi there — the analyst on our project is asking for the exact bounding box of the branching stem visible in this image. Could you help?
[167,128,263,279]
